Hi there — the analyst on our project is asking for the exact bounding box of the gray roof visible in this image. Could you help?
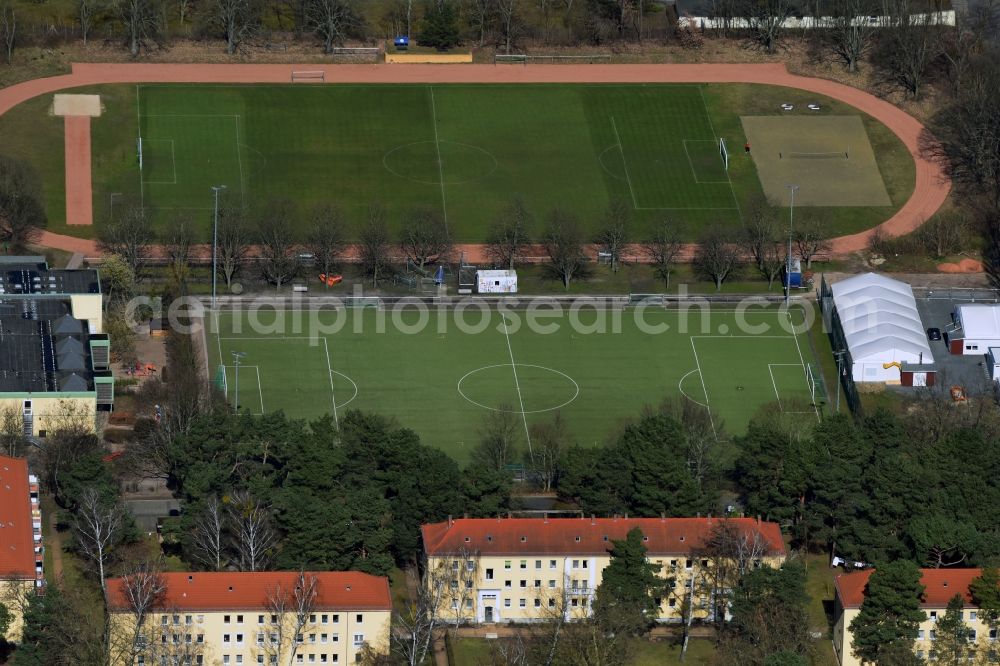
[60,373,88,392]
[52,315,83,335]
[0,298,96,394]
[0,258,100,296]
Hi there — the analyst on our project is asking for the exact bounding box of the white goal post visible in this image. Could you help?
[719,138,728,171]
[291,70,326,82]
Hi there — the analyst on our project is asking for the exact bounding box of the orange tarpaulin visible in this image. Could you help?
[319,273,343,286]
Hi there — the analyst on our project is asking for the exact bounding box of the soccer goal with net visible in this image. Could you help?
[807,364,827,405]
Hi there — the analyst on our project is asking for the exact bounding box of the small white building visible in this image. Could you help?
[988,348,1000,381]
[476,270,517,294]
[831,273,935,385]
[948,304,1000,355]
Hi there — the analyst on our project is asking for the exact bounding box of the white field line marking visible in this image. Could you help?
[634,205,739,211]
[141,139,177,184]
[255,366,264,414]
[678,369,708,408]
[697,85,742,219]
[234,115,246,207]
[500,313,534,461]
[322,337,339,428]
[136,84,144,208]
[611,116,640,209]
[689,337,718,440]
[786,311,821,422]
[429,87,449,234]
[767,364,782,409]
[141,114,240,118]
[681,139,730,185]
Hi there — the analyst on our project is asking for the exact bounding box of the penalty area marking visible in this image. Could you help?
[677,369,708,408]
[141,138,177,184]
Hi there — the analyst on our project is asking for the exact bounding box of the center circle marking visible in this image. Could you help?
[457,364,580,414]
[382,140,499,185]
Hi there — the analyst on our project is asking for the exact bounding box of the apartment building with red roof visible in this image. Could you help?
[0,455,44,643]
[105,571,391,666]
[421,516,786,625]
[834,568,995,666]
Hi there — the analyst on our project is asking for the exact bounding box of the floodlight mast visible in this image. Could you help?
[785,184,799,308]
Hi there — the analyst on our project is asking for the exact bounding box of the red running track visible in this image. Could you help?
[0,62,948,260]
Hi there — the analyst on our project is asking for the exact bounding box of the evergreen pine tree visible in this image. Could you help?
[592,527,667,636]
[418,0,460,51]
[849,561,926,664]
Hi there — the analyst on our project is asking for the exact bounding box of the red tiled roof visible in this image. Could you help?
[421,517,785,557]
[0,456,35,579]
[835,568,986,609]
[106,571,391,612]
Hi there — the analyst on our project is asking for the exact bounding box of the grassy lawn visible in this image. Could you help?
[448,637,716,665]
[209,305,822,463]
[0,82,912,242]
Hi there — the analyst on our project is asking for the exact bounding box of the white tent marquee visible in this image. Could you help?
[831,273,934,383]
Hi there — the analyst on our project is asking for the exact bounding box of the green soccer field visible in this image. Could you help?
[133,83,738,239]
[207,305,822,463]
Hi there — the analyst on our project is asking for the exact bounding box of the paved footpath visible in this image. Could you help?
[0,62,948,260]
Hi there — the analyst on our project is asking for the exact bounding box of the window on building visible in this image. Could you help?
[224,615,231,624]
[223,657,230,665]
[971,611,978,622]
[466,580,473,589]
[356,614,363,623]
[197,615,204,624]
[296,634,304,644]
[310,614,317,623]
[258,615,265,625]
[486,568,494,580]
[520,560,527,569]
[466,560,475,571]
[517,579,525,588]
[535,560,542,569]
[450,599,458,610]
[257,658,264,665]
[353,634,365,647]
[930,611,938,622]
[918,630,925,640]
[549,560,557,569]
[991,628,998,641]
[450,580,458,590]
[519,599,526,608]
[505,581,512,588]
[235,633,244,646]
[685,559,693,570]
[321,633,328,643]
[223,634,231,644]
[548,580,555,588]
[161,617,168,626]
[668,598,676,608]
[504,560,511,570]
[236,658,243,665]
[185,615,192,625]
[332,634,339,643]
[930,630,937,641]
[296,657,304,664]
[549,598,556,607]
[173,615,180,625]
[970,630,978,642]
[572,560,579,569]
[504,599,511,608]
[570,599,578,607]
[582,560,588,569]
[236,615,244,624]
[197,634,204,644]
[322,614,329,623]
[929,651,937,661]
[534,599,541,607]
[917,651,924,659]
[333,615,339,624]
[309,633,316,643]
[257,633,265,646]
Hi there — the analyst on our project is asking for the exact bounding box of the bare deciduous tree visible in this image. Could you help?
[359,205,393,288]
[77,0,99,44]
[213,0,261,54]
[528,412,569,492]
[0,404,25,457]
[217,205,252,290]
[743,205,785,289]
[227,491,276,572]
[541,209,587,290]
[99,205,154,280]
[108,559,166,666]
[113,0,162,56]
[306,0,359,52]
[400,208,452,269]
[496,0,521,53]
[256,200,299,290]
[73,487,126,596]
[642,219,683,289]
[696,519,773,628]
[391,567,447,666]
[306,204,348,286]
[743,0,792,54]
[793,217,832,268]
[693,226,743,290]
[826,0,880,72]
[486,197,532,270]
[595,198,630,273]
[878,0,941,98]
[265,571,319,665]
[0,0,15,66]
[466,0,496,45]
[162,214,195,294]
[0,155,45,253]
[192,496,227,571]
[916,212,967,258]
[473,404,521,473]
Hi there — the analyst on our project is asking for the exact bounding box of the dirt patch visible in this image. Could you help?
[938,258,985,273]
[52,93,101,117]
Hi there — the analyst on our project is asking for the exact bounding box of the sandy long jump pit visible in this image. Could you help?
[741,115,891,207]
[53,94,101,226]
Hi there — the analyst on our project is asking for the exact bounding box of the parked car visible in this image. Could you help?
[927,327,942,341]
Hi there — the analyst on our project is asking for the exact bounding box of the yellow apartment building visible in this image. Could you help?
[0,257,112,436]
[421,516,786,625]
[834,568,997,666]
[106,571,392,666]
[0,455,44,643]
